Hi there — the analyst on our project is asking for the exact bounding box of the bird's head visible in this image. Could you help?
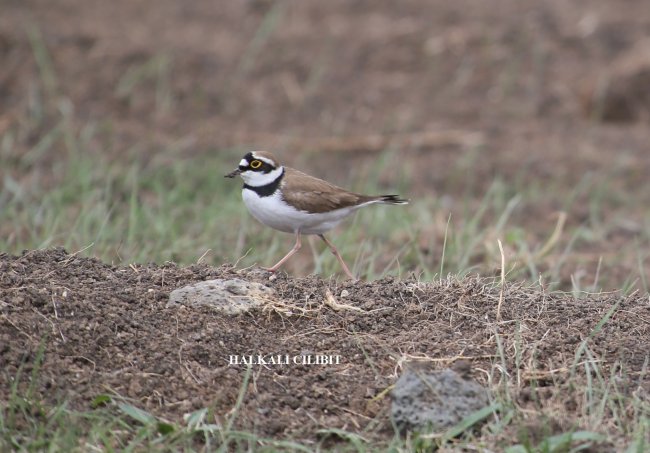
[225,151,283,186]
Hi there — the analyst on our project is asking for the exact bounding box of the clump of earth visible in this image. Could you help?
[1,248,648,441]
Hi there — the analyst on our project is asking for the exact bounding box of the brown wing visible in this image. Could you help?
[281,167,376,213]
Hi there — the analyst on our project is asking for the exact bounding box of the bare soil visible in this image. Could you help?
[1,248,648,443]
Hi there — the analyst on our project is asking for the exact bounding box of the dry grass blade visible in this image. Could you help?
[261,296,320,317]
[323,289,364,312]
[533,211,567,260]
[497,239,505,323]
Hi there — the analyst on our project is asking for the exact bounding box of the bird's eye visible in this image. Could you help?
[250,160,263,169]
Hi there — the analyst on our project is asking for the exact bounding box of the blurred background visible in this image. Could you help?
[1,0,649,290]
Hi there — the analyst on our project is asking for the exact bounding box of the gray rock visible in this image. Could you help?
[391,366,489,432]
[168,279,274,314]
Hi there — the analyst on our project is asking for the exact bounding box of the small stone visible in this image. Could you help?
[340,289,350,298]
[168,278,274,314]
[391,365,489,432]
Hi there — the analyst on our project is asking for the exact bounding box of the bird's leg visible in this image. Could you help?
[318,234,356,280]
[265,232,301,272]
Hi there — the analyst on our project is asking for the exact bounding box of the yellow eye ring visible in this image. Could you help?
[250,160,262,169]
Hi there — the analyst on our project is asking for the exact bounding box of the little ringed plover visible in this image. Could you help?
[225,151,408,279]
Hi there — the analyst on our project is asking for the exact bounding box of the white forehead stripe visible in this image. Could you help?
[251,152,276,166]
[239,158,248,166]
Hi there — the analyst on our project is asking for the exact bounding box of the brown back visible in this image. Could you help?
[280,167,376,213]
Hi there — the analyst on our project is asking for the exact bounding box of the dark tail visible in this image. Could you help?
[378,194,409,205]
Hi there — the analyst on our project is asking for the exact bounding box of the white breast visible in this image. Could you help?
[242,189,362,235]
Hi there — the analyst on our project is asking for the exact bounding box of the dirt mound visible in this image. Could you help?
[1,248,648,441]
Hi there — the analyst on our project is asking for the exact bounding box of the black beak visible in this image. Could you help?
[225,168,241,178]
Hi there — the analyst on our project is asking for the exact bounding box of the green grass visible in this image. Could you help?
[2,124,650,291]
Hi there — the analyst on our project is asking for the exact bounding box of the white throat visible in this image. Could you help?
[241,166,284,187]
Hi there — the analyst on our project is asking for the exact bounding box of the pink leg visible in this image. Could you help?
[318,234,355,280]
[266,232,301,272]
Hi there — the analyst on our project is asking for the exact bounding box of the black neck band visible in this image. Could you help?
[243,169,284,197]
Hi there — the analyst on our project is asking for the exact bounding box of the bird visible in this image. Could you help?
[225,151,408,279]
